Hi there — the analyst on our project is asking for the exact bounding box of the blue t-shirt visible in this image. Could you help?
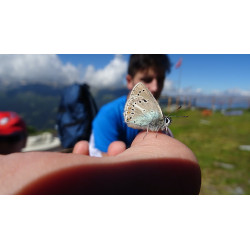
[92,95,140,152]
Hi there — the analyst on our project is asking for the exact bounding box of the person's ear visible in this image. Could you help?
[126,75,134,90]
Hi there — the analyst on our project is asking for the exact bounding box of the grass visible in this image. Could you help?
[163,107,250,195]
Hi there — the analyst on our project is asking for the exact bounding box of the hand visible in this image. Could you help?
[0,132,201,194]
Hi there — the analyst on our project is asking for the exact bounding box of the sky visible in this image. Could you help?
[0,54,249,98]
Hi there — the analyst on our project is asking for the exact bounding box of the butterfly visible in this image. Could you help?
[124,82,173,134]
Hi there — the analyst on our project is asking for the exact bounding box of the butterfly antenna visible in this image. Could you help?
[170,115,189,118]
[143,126,149,139]
[166,105,182,117]
[167,105,188,118]
[176,105,182,111]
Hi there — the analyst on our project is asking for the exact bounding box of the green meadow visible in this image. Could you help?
[164,108,250,195]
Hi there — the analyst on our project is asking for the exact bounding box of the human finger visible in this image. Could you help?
[72,141,89,155]
[118,131,198,164]
[107,141,126,156]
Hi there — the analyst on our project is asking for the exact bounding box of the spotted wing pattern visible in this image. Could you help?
[124,82,164,131]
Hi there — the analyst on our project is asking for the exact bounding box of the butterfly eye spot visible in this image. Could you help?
[143,99,148,102]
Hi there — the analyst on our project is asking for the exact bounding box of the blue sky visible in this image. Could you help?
[57,54,250,96]
[0,54,249,97]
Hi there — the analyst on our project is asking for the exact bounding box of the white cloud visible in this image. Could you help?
[195,88,203,94]
[162,79,175,93]
[0,54,249,99]
[222,88,250,97]
[83,54,127,87]
[0,54,128,88]
[162,79,196,96]
[162,82,250,97]
[0,54,81,85]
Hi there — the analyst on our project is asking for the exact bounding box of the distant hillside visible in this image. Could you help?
[94,87,128,108]
[0,84,63,130]
[0,83,128,131]
[6,83,63,96]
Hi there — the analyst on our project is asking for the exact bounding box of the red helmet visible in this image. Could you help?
[0,111,26,136]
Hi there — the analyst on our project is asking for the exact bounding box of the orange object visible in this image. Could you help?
[201,109,212,116]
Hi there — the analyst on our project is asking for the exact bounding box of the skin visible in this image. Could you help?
[126,68,164,100]
[0,132,201,195]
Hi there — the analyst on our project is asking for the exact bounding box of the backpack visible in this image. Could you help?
[56,83,98,148]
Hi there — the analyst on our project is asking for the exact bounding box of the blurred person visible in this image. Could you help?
[0,131,201,194]
[0,111,27,154]
[90,54,172,157]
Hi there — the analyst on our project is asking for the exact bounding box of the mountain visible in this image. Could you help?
[0,83,128,131]
[93,87,128,108]
[0,84,63,131]
[6,83,64,96]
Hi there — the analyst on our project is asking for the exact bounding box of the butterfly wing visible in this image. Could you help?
[124,82,164,131]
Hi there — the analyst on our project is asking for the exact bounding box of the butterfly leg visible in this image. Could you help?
[155,130,158,138]
[143,126,149,140]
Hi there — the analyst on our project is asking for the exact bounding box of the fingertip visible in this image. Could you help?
[108,141,126,156]
[72,141,89,155]
[130,131,198,164]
